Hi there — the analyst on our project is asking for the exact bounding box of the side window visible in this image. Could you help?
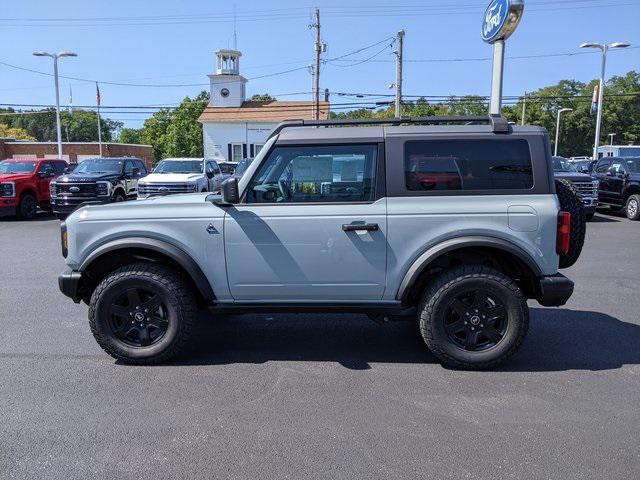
[247,144,377,204]
[404,139,532,192]
[124,161,134,176]
[52,162,66,175]
[135,160,147,175]
[595,160,611,173]
[39,162,54,176]
[610,161,624,173]
[211,161,221,175]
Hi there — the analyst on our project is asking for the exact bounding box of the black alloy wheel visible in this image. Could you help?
[107,286,169,347]
[18,193,37,219]
[443,289,508,351]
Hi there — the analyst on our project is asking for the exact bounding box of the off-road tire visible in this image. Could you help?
[17,193,37,219]
[555,179,585,268]
[89,262,196,365]
[625,194,640,221]
[112,191,126,203]
[418,265,529,370]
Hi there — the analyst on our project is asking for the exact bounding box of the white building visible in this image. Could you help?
[597,144,640,158]
[199,49,329,161]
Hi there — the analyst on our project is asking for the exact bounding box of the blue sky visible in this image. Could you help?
[1,0,639,128]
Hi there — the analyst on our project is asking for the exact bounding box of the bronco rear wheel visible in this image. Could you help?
[89,262,196,364]
[418,265,529,370]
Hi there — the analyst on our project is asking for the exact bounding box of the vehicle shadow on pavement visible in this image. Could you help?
[590,213,621,223]
[1,211,57,222]
[159,307,640,372]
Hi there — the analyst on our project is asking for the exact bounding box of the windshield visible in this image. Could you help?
[153,160,203,174]
[0,161,37,174]
[219,163,235,174]
[552,157,576,172]
[74,159,123,174]
[234,158,252,176]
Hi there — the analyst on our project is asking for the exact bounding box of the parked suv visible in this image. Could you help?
[591,156,640,220]
[0,158,68,219]
[552,156,599,220]
[50,157,147,218]
[58,116,577,369]
[137,158,226,199]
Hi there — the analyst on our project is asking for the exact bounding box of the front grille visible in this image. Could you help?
[53,182,98,197]
[571,181,598,198]
[0,182,15,197]
[138,183,196,196]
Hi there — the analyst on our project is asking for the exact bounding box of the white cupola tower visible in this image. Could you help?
[208,49,247,108]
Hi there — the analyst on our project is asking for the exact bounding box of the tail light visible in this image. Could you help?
[556,211,571,255]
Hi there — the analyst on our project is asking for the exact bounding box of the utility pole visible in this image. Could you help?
[312,8,321,120]
[521,92,526,125]
[395,30,405,118]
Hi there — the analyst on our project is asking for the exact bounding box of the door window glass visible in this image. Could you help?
[247,144,377,204]
[595,160,611,173]
[39,163,54,176]
[52,162,67,175]
[124,161,134,176]
[404,139,532,191]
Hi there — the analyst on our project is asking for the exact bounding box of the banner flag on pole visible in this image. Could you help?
[591,84,598,115]
[96,82,101,106]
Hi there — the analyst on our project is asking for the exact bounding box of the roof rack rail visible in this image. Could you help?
[268,114,510,139]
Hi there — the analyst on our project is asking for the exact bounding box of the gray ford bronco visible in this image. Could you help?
[58,115,580,369]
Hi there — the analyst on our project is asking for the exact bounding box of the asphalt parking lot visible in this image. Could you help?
[1,210,639,479]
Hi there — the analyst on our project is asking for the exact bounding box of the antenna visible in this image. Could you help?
[233,4,238,50]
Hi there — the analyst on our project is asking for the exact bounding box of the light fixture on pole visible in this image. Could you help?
[554,108,572,156]
[32,51,78,159]
[608,133,616,146]
[579,41,630,159]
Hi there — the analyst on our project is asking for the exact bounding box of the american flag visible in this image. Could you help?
[96,82,101,107]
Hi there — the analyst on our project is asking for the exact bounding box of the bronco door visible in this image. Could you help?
[224,143,387,301]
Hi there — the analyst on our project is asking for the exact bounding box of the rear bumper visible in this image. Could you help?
[536,273,574,307]
[58,267,83,303]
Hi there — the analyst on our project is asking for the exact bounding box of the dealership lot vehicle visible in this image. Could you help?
[592,156,640,220]
[50,157,147,218]
[0,158,67,219]
[552,156,599,220]
[137,157,226,199]
[218,161,238,178]
[58,115,580,369]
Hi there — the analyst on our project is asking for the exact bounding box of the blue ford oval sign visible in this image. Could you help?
[482,0,524,43]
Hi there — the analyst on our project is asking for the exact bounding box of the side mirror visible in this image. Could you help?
[206,169,214,179]
[220,177,239,204]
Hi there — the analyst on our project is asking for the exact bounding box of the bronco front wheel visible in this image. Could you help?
[89,263,196,364]
[418,266,529,370]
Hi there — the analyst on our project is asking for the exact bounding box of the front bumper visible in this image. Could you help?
[51,197,109,215]
[58,267,83,303]
[536,273,574,307]
[0,198,18,217]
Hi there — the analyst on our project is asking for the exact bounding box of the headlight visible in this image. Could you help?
[49,181,57,197]
[592,180,600,188]
[0,181,15,198]
[96,181,111,197]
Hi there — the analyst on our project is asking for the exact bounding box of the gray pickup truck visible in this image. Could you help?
[58,115,579,369]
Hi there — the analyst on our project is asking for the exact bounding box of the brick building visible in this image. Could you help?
[0,139,154,167]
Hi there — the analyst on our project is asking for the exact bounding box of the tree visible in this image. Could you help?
[117,127,143,144]
[139,91,210,160]
[251,93,276,102]
[0,123,35,140]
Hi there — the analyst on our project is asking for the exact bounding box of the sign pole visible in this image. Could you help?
[489,39,505,115]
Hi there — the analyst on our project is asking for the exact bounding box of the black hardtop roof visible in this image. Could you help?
[271,115,547,142]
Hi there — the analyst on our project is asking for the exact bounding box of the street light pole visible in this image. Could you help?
[608,133,616,146]
[580,41,630,160]
[33,51,77,159]
[554,108,573,157]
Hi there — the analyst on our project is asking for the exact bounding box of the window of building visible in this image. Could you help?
[253,143,265,156]
[247,144,377,204]
[231,143,244,162]
[404,139,533,192]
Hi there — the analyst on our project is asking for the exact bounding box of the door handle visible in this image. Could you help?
[342,223,379,232]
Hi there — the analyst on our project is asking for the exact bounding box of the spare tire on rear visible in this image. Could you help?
[555,179,586,269]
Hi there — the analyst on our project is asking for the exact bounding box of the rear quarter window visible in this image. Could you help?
[404,139,533,192]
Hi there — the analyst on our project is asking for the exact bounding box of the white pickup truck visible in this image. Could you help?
[137,157,226,198]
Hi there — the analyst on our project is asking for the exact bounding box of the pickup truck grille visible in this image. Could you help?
[138,183,196,196]
[53,182,98,196]
[571,181,598,198]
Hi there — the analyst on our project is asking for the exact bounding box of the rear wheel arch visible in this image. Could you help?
[78,238,215,305]
[397,237,542,306]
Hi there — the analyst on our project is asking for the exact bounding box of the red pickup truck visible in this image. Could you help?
[0,158,69,219]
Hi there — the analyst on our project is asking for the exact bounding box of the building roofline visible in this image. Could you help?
[1,141,152,147]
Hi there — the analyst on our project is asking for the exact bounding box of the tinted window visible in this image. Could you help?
[135,160,147,175]
[247,144,377,203]
[595,160,611,173]
[52,162,67,175]
[124,161,134,176]
[39,163,54,176]
[404,139,533,191]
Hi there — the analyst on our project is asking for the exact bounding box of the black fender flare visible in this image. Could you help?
[396,236,542,301]
[79,237,215,301]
